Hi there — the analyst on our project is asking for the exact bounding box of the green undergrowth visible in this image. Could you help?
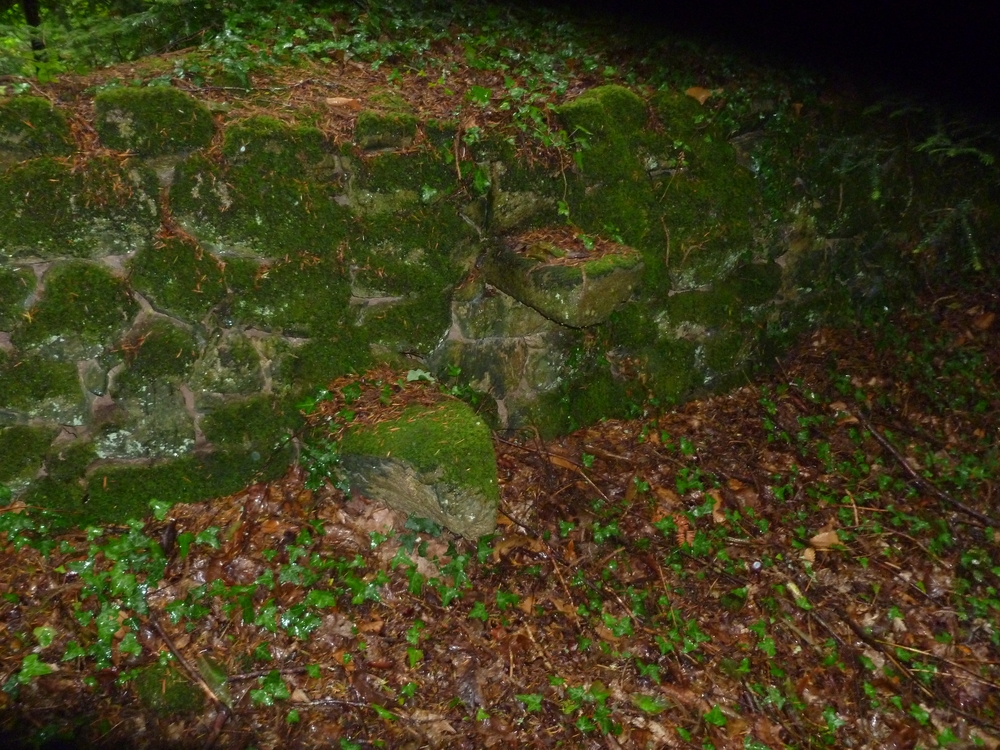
[1,299,997,747]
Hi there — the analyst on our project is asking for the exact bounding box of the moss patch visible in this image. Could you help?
[0,95,73,158]
[13,261,137,348]
[0,425,57,485]
[0,265,34,329]
[0,354,80,410]
[229,253,350,336]
[116,319,199,393]
[129,238,228,321]
[355,111,419,150]
[201,393,300,453]
[340,399,499,503]
[85,449,285,524]
[0,156,159,260]
[95,85,214,156]
[134,663,205,717]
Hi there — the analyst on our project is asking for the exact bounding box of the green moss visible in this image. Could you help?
[648,90,704,141]
[168,154,234,239]
[358,294,452,353]
[222,116,330,179]
[0,426,56,484]
[0,156,159,260]
[347,205,473,297]
[557,84,647,143]
[663,288,735,329]
[95,85,214,156]
[43,440,97,483]
[286,328,371,386]
[0,355,80,410]
[85,449,285,524]
[201,393,300,452]
[229,253,350,335]
[0,266,33,329]
[0,158,80,257]
[13,261,137,348]
[0,96,73,157]
[719,262,783,307]
[189,332,263,394]
[355,110,419,150]
[359,150,455,197]
[340,400,499,502]
[129,238,228,320]
[134,663,205,717]
[116,320,199,393]
[20,476,88,529]
[582,248,643,277]
[175,118,348,255]
[577,181,652,247]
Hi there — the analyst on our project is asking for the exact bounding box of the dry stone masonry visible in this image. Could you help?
[1,82,979,532]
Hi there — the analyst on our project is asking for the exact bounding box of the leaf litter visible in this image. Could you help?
[2,290,999,749]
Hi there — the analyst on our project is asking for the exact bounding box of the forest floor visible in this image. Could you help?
[2,287,999,750]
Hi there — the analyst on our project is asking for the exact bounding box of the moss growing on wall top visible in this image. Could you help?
[13,261,137,348]
[0,95,74,158]
[355,110,419,150]
[95,85,214,156]
[222,115,330,179]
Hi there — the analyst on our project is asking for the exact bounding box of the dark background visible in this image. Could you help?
[544,0,1000,119]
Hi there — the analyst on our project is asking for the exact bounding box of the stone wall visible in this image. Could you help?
[1,83,994,525]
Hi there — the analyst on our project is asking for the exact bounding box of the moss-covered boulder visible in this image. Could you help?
[0,95,74,162]
[95,85,214,156]
[339,399,499,539]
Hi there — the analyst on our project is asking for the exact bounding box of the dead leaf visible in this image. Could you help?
[291,688,309,703]
[810,529,841,550]
[973,311,995,331]
[708,488,725,524]
[548,454,579,472]
[653,485,681,508]
[325,96,362,111]
[357,617,384,634]
[491,533,546,563]
[801,547,816,562]
[685,86,717,105]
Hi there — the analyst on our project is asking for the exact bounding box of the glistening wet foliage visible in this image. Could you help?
[2,290,998,750]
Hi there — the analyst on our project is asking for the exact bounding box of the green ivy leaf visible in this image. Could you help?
[633,693,668,714]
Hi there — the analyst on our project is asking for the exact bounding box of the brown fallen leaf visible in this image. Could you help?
[685,86,718,105]
[973,311,995,330]
[548,454,580,472]
[491,533,546,563]
[810,529,841,549]
[708,488,725,524]
[325,96,362,111]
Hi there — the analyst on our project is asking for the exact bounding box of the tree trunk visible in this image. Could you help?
[21,0,45,54]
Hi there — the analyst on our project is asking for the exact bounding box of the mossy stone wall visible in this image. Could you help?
[1,83,981,527]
